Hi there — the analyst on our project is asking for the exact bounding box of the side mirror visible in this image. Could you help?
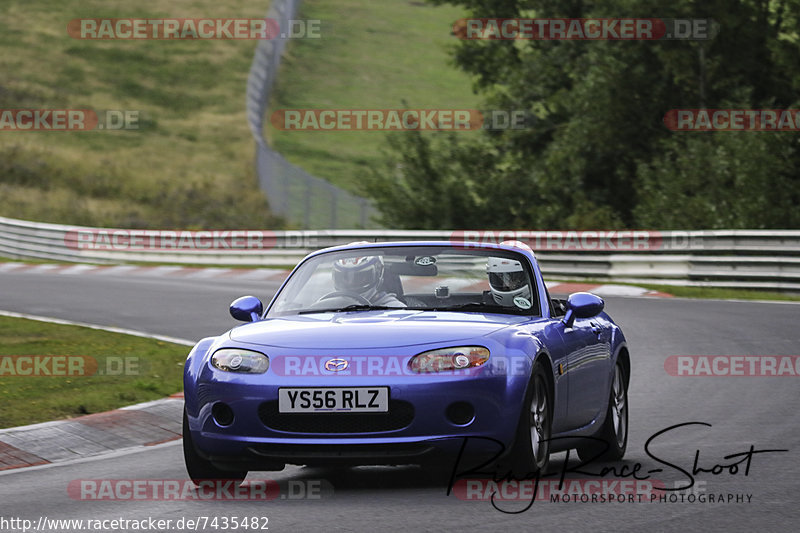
[562,292,604,328]
[230,295,264,322]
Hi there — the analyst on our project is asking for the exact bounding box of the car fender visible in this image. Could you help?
[483,326,553,422]
[183,336,218,415]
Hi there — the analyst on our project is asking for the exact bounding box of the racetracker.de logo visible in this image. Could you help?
[453,18,715,40]
[274,355,480,377]
[64,229,278,251]
[664,109,800,131]
[0,356,141,377]
[271,109,487,131]
[1,110,94,131]
[271,355,541,377]
[0,109,139,131]
[0,355,97,377]
[450,230,663,251]
[67,479,331,501]
[67,18,287,40]
[68,479,278,501]
[664,356,800,377]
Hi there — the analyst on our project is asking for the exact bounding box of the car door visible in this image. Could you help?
[533,319,571,434]
[560,315,612,428]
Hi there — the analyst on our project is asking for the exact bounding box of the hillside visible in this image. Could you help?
[267,0,480,193]
[0,0,281,229]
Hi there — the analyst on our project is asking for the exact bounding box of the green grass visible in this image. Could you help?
[0,316,189,428]
[267,0,480,193]
[0,0,282,229]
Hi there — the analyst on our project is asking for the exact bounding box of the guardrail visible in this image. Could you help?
[1,216,799,291]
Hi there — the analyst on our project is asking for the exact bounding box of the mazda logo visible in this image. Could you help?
[324,358,349,372]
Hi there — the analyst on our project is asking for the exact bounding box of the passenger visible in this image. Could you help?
[486,256,532,306]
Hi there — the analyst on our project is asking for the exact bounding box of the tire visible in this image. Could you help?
[183,408,247,486]
[577,362,628,463]
[509,361,552,477]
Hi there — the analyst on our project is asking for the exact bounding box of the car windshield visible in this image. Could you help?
[267,245,539,317]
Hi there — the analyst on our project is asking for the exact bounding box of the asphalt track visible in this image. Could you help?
[0,267,798,532]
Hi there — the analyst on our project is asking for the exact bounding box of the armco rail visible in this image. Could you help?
[1,216,800,291]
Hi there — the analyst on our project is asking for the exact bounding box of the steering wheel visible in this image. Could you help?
[315,291,371,306]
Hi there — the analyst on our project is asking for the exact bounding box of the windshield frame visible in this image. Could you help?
[264,244,542,318]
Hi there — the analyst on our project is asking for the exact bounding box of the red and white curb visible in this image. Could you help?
[0,398,185,472]
[545,281,673,298]
[0,262,290,282]
[0,373,185,471]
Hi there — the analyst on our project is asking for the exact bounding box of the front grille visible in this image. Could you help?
[258,400,414,434]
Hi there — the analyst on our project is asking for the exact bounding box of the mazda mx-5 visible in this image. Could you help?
[183,240,630,483]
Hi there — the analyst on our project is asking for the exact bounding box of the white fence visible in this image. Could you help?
[1,216,800,291]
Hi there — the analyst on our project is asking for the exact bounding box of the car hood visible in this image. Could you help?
[229,310,526,349]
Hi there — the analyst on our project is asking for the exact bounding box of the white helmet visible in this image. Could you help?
[332,255,384,298]
[487,257,531,307]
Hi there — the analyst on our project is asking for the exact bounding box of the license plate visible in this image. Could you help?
[278,387,389,413]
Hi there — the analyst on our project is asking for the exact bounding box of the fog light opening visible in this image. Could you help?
[446,401,475,426]
[212,402,235,427]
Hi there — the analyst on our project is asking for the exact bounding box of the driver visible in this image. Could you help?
[486,256,532,307]
[332,255,406,307]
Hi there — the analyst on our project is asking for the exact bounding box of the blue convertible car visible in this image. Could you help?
[183,240,630,483]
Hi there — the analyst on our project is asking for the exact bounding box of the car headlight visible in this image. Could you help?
[211,349,269,374]
[408,346,490,373]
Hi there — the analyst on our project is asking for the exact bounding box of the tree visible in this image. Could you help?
[366,0,800,229]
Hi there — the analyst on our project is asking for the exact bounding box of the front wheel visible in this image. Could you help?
[508,361,552,477]
[577,362,628,463]
[183,408,247,486]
